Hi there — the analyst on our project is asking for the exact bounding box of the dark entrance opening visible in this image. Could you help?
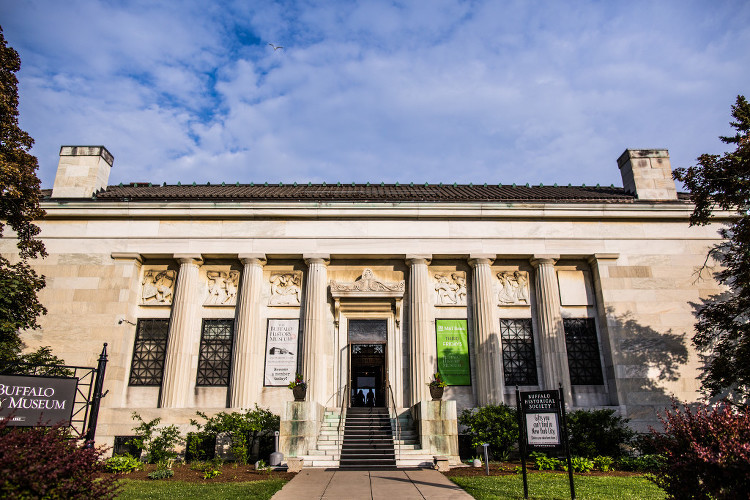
[348,319,387,408]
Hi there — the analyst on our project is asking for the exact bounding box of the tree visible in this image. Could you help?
[0,26,60,370]
[673,94,750,404]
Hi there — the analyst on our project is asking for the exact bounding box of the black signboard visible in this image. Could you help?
[520,390,563,454]
[0,374,78,427]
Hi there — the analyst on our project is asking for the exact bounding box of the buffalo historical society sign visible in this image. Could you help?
[264,319,300,386]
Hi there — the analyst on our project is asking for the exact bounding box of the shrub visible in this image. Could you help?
[529,452,562,471]
[592,455,614,472]
[190,405,279,464]
[648,400,750,499]
[128,412,183,463]
[566,409,635,458]
[103,453,143,474]
[617,454,664,472]
[0,419,119,499]
[147,468,174,480]
[458,404,519,460]
[564,456,594,473]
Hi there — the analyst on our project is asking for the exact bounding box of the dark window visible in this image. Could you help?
[564,318,604,385]
[196,319,234,386]
[500,319,538,386]
[129,318,169,386]
[113,436,141,458]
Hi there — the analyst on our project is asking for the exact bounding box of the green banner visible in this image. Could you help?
[436,319,471,386]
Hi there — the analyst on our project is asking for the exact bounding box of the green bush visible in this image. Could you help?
[564,456,594,473]
[458,404,519,460]
[147,468,174,480]
[190,405,279,464]
[566,409,635,458]
[103,454,143,474]
[616,454,664,472]
[592,455,614,472]
[128,413,183,464]
[529,452,562,471]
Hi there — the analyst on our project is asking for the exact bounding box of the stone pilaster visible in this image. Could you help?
[530,255,573,405]
[468,256,504,405]
[302,255,329,404]
[406,255,433,406]
[160,254,203,408]
[230,254,266,408]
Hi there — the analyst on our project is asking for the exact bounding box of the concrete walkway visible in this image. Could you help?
[272,468,474,500]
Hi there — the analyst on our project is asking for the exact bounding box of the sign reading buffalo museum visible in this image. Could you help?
[0,375,77,427]
[264,319,300,386]
[435,319,471,385]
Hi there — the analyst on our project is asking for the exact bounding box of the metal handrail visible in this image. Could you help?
[337,382,349,438]
[387,383,401,463]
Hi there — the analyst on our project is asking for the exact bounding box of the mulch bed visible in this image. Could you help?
[102,463,296,483]
[443,462,644,478]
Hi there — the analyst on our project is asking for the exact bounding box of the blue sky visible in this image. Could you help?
[2,0,749,189]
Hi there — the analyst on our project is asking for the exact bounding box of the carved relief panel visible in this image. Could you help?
[496,271,530,306]
[269,271,302,306]
[141,268,176,305]
[433,271,467,306]
[204,270,240,306]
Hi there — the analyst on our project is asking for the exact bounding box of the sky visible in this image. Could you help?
[2,0,749,189]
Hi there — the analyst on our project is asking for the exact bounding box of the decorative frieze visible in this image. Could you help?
[433,272,467,306]
[330,268,405,294]
[496,271,530,306]
[269,272,302,306]
[204,270,240,306]
[141,269,176,305]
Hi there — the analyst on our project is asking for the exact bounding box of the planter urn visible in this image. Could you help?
[292,385,306,401]
[429,385,444,401]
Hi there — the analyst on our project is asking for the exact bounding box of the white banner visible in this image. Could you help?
[264,319,299,386]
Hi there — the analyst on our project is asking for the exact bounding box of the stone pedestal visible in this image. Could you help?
[279,401,324,458]
[411,400,460,464]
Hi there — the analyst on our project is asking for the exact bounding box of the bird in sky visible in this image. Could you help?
[268,43,284,51]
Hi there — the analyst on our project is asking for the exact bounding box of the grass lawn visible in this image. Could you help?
[450,473,665,500]
[115,478,287,500]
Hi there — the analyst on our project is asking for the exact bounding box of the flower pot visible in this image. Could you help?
[292,385,306,401]
[429,385,444,400]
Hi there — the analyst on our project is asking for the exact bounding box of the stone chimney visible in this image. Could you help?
[51,146,114,198]
[617,149,677,201]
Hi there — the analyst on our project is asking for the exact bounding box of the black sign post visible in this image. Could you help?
[516,386,576,500]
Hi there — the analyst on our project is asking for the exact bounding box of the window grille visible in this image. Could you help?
[500,318,538,386]
[129,319,169,386]
[196,319,234,386]
[564,318,604,385]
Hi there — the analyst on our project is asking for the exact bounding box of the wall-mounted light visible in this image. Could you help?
[118,318,136,326]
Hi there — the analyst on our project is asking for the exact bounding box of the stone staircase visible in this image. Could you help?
[297,407,438,468]
[340,407,396,468]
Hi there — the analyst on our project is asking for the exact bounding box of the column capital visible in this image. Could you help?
[530,255,559,268]
[468,254,495,267]
[173,253,203,266]
[238,253,267,266]
[304,254,330,266]
[406,254,432,266]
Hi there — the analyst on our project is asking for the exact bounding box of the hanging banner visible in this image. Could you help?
[435,319,471,386]
[264,319,300,386]
[0,375,78,427]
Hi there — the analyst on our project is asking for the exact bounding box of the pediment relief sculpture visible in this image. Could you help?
[330,268,405,294]
[141,269,176,305]
[497,271,530,306]
[269,272,302,306]
[433,272,467,306]
[205,270,240,306]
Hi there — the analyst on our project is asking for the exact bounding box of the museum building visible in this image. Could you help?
[2,145,728,467]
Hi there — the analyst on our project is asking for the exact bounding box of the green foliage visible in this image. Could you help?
[529,452,562,471]
[429,372,447,387]
[566,408,635,458]
[564,456,594,473]
[287,372,306,389]
[673,95,750,402]
[115,479,288,500]
[593,455,614,472]
[458,404,518,460]
[104,454,144,474]
[189,405,280,464]
[616,454,664,472]
[147,468,174,480]
[128,413,183,464]
[648,400,750,499]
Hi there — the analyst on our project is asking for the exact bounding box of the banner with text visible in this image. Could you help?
[0,375,78,427]
[264,319,300,386]
[435,319,471,386]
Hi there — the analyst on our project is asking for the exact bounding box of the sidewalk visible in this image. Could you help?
[271,468,474,500]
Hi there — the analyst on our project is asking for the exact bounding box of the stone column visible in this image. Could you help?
[530,255,573,404]
[468,256,504,405]
[160,254,203,408]
[230,254,266,408]
[302,255,329,404]
[406,255,433,406]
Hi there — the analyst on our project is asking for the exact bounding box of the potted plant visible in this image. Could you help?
[428,372,446,400]
[288,373,307,401]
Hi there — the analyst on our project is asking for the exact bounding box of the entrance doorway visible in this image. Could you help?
[348,319,387,408]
